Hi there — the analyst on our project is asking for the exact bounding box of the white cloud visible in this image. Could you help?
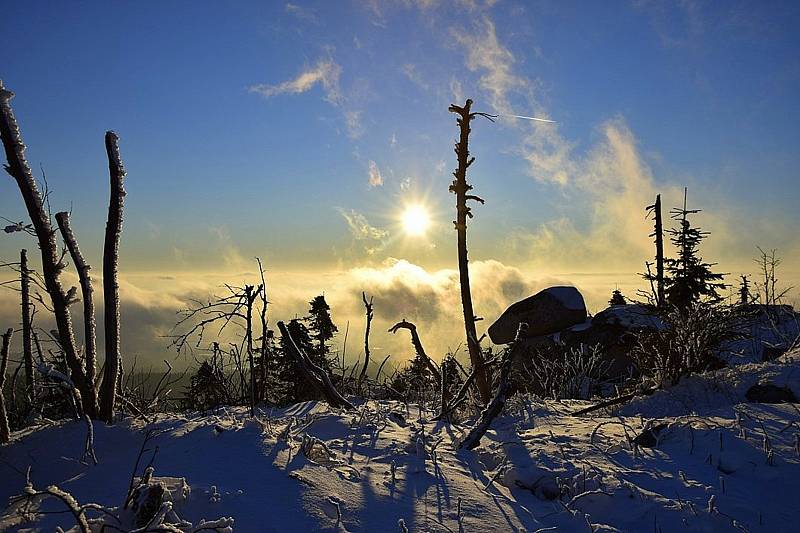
[368,160,384,187]
[248,58,341,103]
[451,16,529,114]
[285,3,319,24]
[401,63,429,90]
[337,208,388,256]
[344,110,364,139]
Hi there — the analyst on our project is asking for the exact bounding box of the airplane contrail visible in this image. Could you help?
[503,114,557,123]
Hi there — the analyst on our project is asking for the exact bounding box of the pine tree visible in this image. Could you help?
[277,318,318,403]
[609,289,626,306]
[739,275,750,305]
[188,360,228,411]
[664,189,726,310]
[306,295,337,368]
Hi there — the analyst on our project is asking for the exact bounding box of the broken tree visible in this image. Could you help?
[449,98,492,404]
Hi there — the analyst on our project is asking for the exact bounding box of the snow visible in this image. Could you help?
[724,305,800,365]
[545,286,586,311]
[619,349,800,419]
[2,355,800,531]
[592,304,667,330]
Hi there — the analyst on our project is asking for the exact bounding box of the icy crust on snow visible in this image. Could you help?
[545,286,586,311]
[619,349,800,418]
[3,370,800,531]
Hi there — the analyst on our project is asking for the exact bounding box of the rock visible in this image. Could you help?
[488,286,587,345]
[592,304,665,330]
[632,423,668,448]
[745,383,797,403]
[131,482,165,528]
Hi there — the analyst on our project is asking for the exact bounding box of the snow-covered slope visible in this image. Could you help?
[2,356,800,531]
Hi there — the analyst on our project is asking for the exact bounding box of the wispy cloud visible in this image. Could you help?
[249,54,368,138]
[285,3,319,24]
[634,0,705,49]
[401,63,429,90]
[337,208,388,255]
[368,160,384,187]
[248,57,341,102]
[451,16,530,114]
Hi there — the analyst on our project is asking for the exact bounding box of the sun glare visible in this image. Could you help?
[401,205,431,236]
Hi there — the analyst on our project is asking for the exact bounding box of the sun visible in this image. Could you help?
[401,204,431,236]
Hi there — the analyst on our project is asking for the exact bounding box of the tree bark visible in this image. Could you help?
[459,323,528,450]
[257,259,269,402]
[55,213,99,401]
[99,131,126,423]
[277,320,354,410]
[245,285,256,417]
[449,99,491,404]
[20,249,34,398]
[1,328,12,443]
[388,319,441,384]
[358,292,373,389]
[654,194,665,307]
[0,81,97,418]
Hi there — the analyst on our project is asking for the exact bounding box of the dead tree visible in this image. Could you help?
[19,249,33,398]
[388,319,441,384]
[1,328,11,443]
[277,320,354,410]
[645,194,665,307]
[449,99,492,404]
[459,323,528,450]
[754,247,791,306]
[358,291,374,390]
[98,131,126,423]
[169,277,266,411]
[256,258,269,402]
[0,80,98,418]
[244,285,257,417]
[55,213,98,397]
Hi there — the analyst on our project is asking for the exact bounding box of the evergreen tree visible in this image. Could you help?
[306,295,337,368]
[390,351,436,397]
[609,289,626,306]
[277,318,317,403]
[188,360,229,411]
[739,275,750,305]
[664,190,726,310]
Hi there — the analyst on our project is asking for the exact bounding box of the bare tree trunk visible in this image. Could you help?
[277,320,354,410]
[257,259,269,402]
[449,99,490,404]
[358,292,373,390]
[654,194,665,307]
[459,323,528,450]
[99,131,126,423]
[1,328,12,443]
[55,212,99,412]
[0,81,97,419]
[388,320,441,384]
[20,249,34,399]
[245,285,257,417]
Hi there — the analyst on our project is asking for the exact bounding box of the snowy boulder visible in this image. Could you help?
[488,286,587,344]
[591,304,665,330]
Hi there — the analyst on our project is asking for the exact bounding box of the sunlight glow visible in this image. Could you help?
[401,205,431,236]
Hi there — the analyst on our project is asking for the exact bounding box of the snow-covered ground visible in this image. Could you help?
[2,352,800,532]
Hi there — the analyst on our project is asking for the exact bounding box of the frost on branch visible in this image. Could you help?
[1,467,234,532]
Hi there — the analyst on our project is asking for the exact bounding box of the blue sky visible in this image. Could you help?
[1,1,799,361]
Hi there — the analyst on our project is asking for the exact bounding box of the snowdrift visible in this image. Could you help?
[1,354,799,531]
